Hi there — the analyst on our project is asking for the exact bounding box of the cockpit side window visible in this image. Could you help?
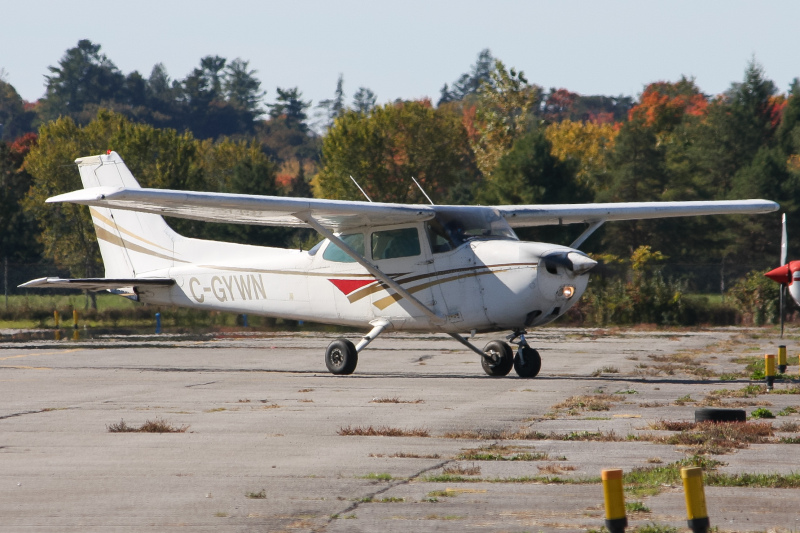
[426,219,459,253]
[322,233,365,263]
[371,227,421,260]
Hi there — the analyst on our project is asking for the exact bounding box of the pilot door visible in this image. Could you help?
[368,224,444,322]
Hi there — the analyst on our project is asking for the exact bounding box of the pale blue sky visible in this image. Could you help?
[2,0,799,112]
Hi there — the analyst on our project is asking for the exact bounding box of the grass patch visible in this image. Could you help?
[378,497,404,503]
[625,501,651,513]
[537,463,577,475]
[442,464,481,476]
[552,394,622,413]
[360,472,392,481]
[643,421,774,455]
[696,384,769,407]
[368,452,441,459]
[245,489,266,499]
[706,470,800,488]
[750,407,776,419]
[427,490,457,498]
[369,397,424,404]
[673,394,694,406]
[442,428,622,442]
[770,386,800,394]
[456,444,553,461]
[338,426,429,437]
[624,456,723,497]
[708,384,765,398]
[591,366,619,376]
[107,418,188,433]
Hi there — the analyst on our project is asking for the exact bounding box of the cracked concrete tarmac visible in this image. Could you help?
[2,327,800,532]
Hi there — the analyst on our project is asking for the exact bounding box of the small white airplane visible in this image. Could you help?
[22,152,778,377]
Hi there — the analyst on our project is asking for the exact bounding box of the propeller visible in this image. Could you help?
[764,213,790,337]
[781,213,787,337]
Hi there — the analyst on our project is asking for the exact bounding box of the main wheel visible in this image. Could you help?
[514,346,541,378]
[481,340,513,376]
[325,339,358,375]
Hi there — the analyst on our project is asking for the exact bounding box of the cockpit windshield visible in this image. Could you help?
[426,207,518,253]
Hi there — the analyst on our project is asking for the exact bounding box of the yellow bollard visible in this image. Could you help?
[765,353,776,391]
[778,345,787,374]
[681,466,710,533]
[72,309,80,341]
[601,468,627,533]
[54,310,61,341]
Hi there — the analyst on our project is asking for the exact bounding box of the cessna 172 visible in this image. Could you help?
[22,152,779,377]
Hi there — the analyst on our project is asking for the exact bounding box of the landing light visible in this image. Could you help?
[562,285,575,299]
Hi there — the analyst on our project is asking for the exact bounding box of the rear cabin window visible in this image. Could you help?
[371,227,421,260]
[322,233,365,263]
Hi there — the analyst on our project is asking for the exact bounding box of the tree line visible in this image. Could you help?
[2,42,799,320]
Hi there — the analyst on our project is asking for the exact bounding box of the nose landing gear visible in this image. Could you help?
[507,330,541,378]
[449,330,542,378]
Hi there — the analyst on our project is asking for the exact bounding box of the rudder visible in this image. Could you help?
[76,151,182,277]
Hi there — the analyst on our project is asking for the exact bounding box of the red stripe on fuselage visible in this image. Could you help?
[329,278,376,295]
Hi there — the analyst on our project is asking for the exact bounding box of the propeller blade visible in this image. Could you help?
[780,213,788,337]
[781,213,788,266]
[781,284,785,338]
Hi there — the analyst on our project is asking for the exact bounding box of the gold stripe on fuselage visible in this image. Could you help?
[93,225,189,264]
[89,208,176,254]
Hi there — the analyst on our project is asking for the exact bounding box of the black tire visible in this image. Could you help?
[481,340,513,377]
[325,339,358,375]
[514,347,541,378]
[694,408,746,423]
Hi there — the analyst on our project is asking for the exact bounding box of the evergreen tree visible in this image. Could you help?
[352,87,377,114]
[438,49,495,105]
[224,58,265,118]
[317,74,345,129]
[268,87,311,132]
[40,39,125,122]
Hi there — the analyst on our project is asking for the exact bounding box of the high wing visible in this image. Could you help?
[49,186,778,232]
[48,187,435,232]
[496,200,778,227]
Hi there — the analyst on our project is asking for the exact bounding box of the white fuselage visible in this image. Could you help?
[134,221,590,333]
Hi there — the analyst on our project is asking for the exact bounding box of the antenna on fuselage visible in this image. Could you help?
[411,176,435,205]
[349,175,373,202]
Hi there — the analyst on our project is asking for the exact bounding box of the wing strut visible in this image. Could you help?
[570,219,605,249]
[297,213,445,325]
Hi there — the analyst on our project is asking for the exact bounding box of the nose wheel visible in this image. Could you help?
[508,331,541,378]
[513,346,541,377]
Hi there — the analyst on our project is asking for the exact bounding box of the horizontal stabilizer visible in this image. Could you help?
[19,277,175,292]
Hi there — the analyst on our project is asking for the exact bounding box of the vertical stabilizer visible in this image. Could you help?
[76,152,182,277]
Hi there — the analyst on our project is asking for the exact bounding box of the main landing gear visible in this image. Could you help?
[480,330,541,378]
[324,319,389,375]
[324,323,541,378]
